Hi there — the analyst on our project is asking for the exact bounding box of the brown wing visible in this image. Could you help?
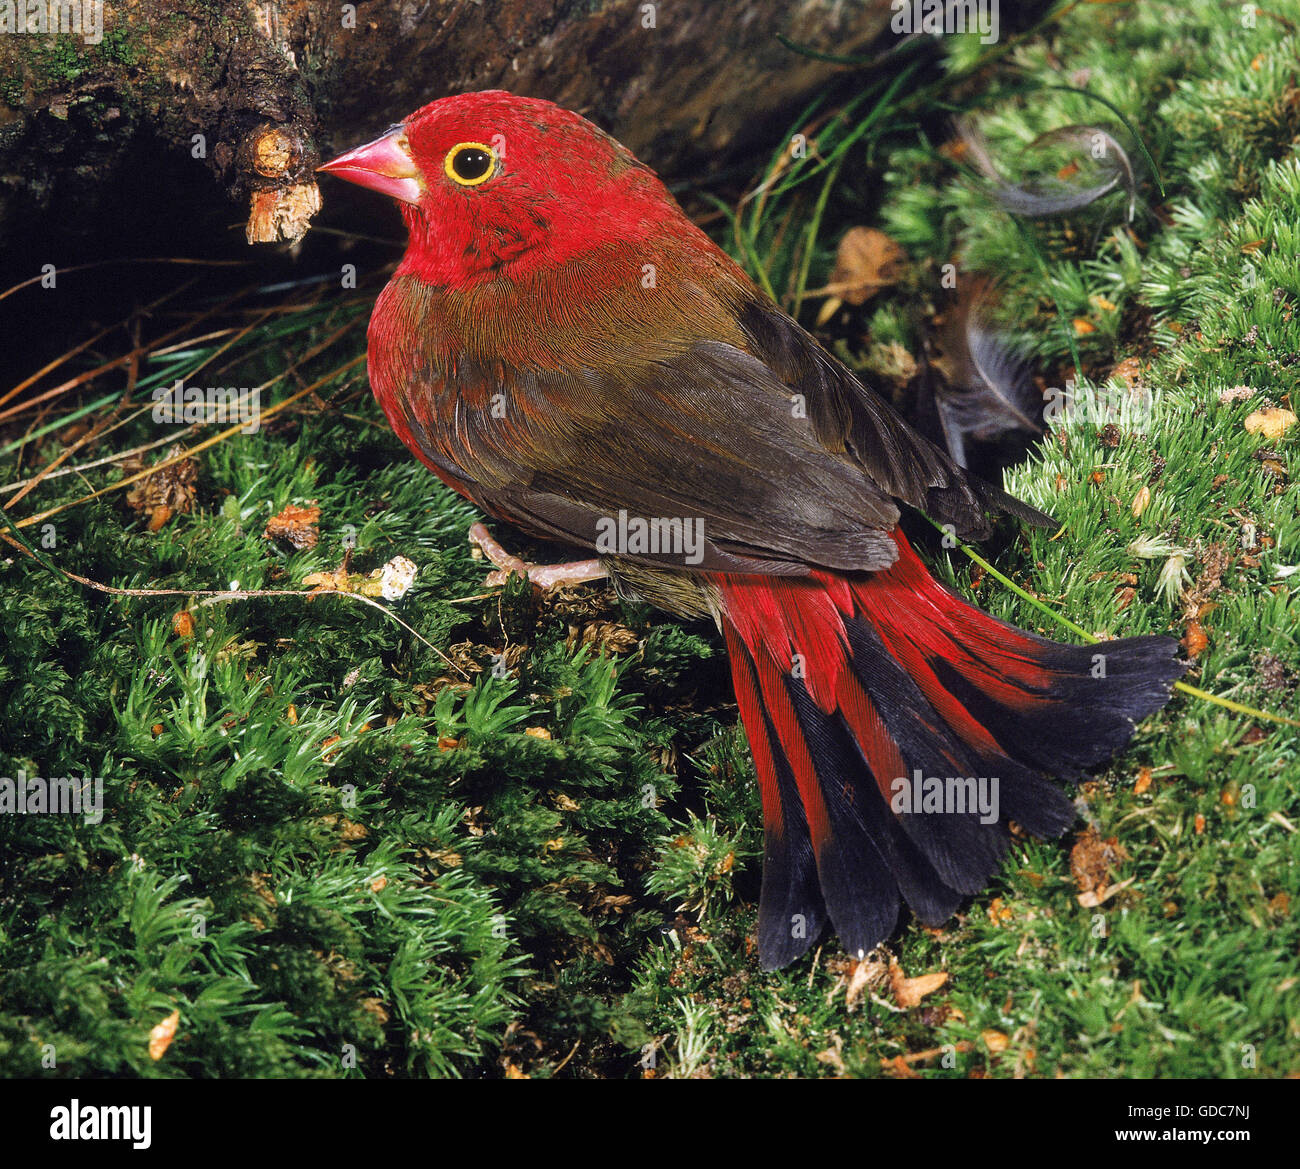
[733,300,1053,535]
[379,284,1051,575]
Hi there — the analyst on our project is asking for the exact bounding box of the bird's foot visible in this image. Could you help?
[468,522,606,589]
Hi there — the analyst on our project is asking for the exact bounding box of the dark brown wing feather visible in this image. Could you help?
[733,301,1053,535]
[376,280,1052,575]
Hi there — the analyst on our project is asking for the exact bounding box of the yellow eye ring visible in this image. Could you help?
[444,142,498,187]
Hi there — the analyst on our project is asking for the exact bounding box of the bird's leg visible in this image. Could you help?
[468,522,607,589]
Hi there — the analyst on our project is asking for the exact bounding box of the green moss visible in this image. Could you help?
[96,26,142,67]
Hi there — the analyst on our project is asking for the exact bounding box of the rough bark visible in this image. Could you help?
[0,0,903,250]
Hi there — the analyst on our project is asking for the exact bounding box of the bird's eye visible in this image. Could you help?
[444,142,497,187]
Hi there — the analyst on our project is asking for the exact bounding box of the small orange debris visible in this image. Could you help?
[1244,407,1296,440]
[987,896,1014,924]
[1183,620,1209,658]
[982,1029,1009,1053]
[1071,827,1130,898]
[263,502,321,550]
[148,1009,180,1061]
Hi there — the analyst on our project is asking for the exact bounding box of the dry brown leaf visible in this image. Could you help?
[1077,876,1136,908]
[814,226,906,310]
[889,959,949,1008]
[1109,356,1145,387]
[815,1035,847,1074]
[1244,407,1297,440]
[125,445,198,531]
[1181,543,1230,621]
[302,563,354,594]
[987,896,1014,924]
[1070,827,1130,896]
[845,956,886,1009]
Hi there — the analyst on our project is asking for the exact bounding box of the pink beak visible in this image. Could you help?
[318,127,423,205]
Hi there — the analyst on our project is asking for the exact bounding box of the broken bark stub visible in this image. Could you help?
[239,122,321,243]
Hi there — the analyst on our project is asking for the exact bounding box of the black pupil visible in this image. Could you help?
[453,148,492,182]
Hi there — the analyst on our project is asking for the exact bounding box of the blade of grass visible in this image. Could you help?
[920,513,1300,729]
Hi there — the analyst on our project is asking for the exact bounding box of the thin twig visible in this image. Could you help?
[0,256,249,306]
[6,316,144,511]
[0,415,199,495]
[0,550,467,680]
[0,275,203,412]
[9,341,365,530]
[0,283,252,423]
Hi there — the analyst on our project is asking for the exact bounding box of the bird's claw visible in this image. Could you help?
[468,522,606,589]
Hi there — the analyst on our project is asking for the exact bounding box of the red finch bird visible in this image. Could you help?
[321,92,1185,969]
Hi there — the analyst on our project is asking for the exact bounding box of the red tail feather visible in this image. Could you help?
[717,530,1184,969]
